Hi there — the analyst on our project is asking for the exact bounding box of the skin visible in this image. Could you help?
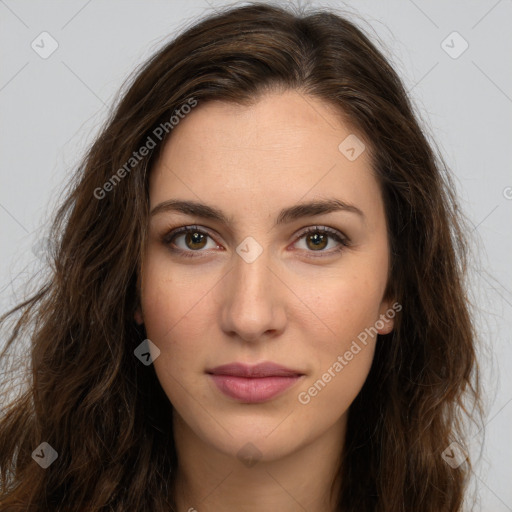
[135,89,395,512]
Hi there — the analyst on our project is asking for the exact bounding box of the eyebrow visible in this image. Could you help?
[150,198,364,226]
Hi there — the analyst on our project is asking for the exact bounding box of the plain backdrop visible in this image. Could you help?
[0,1,511,510]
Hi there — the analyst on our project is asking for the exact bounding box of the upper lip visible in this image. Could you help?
[206,362,304,378]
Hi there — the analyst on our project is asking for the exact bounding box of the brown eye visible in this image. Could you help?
[294,226,349,255]
[162,226,218,257]
[183,231,208,250]
[305,232,329,251]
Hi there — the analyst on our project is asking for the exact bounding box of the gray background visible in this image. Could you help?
[1,0,511,509]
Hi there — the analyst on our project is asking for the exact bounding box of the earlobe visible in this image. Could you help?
[134,307,144,326]
[377,299,399,335]
[377,314,394,335]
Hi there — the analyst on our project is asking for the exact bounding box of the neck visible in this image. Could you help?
[172,412,346,512]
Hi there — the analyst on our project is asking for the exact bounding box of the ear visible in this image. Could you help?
[376,298,400,335]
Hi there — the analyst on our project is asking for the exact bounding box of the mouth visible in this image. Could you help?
[206,362,305,403]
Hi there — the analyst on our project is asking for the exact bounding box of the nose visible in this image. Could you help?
[219,245,287,344]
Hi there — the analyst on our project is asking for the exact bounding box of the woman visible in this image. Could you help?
[0,2,484,511]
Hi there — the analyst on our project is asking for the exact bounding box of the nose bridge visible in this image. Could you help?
[220,237,285,341]
[234,239,271,297]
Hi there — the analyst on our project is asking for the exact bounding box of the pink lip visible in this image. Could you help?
[206,362,304,403]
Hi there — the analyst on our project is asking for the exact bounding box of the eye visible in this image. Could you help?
[162,225,219,258]
[292,226,349,256]
[161,224,349,258]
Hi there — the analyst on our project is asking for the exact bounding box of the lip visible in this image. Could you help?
[206,362,305,403]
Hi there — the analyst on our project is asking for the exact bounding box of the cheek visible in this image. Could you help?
[298,340,375,424]
[298,270,386,346]
[139,256,216,403]
[140,251,212,343]
[293,275,383,407]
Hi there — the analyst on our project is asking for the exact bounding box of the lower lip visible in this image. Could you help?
[208,374,303,403]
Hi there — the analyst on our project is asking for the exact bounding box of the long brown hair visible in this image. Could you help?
[0,2,484,510]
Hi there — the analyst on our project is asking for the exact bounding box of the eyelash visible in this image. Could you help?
[161,224,350,259]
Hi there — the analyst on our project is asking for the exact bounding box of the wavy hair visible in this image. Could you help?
[0,2,484,510]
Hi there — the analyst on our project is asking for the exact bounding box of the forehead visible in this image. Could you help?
[148,90,381,224]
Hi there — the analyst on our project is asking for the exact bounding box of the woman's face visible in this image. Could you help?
[136,89,394,462]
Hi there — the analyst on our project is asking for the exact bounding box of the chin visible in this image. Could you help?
[184,412,307,463]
